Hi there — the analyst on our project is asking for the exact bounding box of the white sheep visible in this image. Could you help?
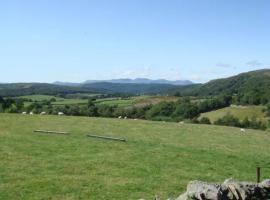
[40,112,46,115]
[22,112,27,115]
[240,128,246,132]
[118,116,122,119]
[29,112,34,115]
[58,112,64,116]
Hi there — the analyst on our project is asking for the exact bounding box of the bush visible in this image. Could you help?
[200,117,211,124]
[214,113,241,127]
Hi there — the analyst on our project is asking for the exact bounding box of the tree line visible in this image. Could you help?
[0,95,269,131]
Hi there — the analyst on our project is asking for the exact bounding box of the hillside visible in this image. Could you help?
[173,69,270,104]
[1,114,270,199]
[0,83,95,97]
[199,105,267,123]
[0,82,180,97]
[82,82,179,95]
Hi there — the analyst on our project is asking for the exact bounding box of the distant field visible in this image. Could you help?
[1,114,270,199]
[18,95,182,108]
[200,105,267,122]
[51,99,89,105]
[18,95,65,101]
[134,96,179,107]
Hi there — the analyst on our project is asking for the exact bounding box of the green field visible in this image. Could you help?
[18,95,65,101]
[1,114,270,199]
[18,95,181,109]
[200,105,267,123]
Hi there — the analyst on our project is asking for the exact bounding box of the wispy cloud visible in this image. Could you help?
[246,60,263,67]
[216,62,233,68]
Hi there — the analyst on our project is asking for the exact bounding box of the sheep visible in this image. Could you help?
[118,116,122,119]
[22,112,27,115]
[58,112,64,116]
[40,112,46,115]
[124,116,127,119]
[29,112,34,115]
[240,128,246,133]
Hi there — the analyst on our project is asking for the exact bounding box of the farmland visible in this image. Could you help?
[17,94,180,108]
[1,114,270,199]
[199,105,267,123]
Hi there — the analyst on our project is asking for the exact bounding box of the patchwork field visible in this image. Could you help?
[199,105,267,123]
[17,94,181,108]
[1,114,270,199]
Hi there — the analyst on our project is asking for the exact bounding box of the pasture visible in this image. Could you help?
[0,114,270,199]
[199,105,267,123]
[18,94,181,108]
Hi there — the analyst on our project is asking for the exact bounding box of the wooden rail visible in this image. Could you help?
[87,134,126,142]
[34,130,69,135]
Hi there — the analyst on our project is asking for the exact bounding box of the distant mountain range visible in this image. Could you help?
[1,69,269,99]
[54,78,193,86]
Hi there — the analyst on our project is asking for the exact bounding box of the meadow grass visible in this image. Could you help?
[199,105,267,123]
[0,114,270,199]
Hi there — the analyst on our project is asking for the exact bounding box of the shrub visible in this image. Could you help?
[200,117,211,124]
[214,113,241,127]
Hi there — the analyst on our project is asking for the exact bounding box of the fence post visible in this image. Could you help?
[256,167,261,183]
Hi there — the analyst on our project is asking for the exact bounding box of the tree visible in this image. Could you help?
[265,104,270,117]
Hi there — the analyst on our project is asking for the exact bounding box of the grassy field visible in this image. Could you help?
[199,105,267,123]
[1,114,270,199]
[18,95,65,101]
[18,95,181,109]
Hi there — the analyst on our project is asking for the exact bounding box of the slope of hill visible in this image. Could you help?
[0,114,269,199]
[0,83,94,97]
[173,69,270,103]
[199,105,267,123]
[0,82,180,97]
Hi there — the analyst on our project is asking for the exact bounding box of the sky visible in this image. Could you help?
[0,0,270,83]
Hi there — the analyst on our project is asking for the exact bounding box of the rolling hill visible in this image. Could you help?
[81,82,180,95]
[173,69,270,104]
[0,83,95,97]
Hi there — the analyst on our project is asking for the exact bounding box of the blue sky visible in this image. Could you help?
[0,0,269,83]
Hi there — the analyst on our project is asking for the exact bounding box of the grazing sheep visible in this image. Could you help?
[124,116,127,119]
[240,128,246,132]
[22,112,27,115]
[154,195,160,200]
[40,112,46,115]
[29,112,34,115]
[58,112,64,116]
[118,116,122,119]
